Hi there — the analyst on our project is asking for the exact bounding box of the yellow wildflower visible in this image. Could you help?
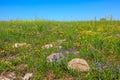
[97,27,104,32]
[0,50,5,53]
[35,49,40,53]
[105,36,113,39]
[80,30,99,36]
[105,35,119,40]
[59,31,64,34]
[73,42,81,47]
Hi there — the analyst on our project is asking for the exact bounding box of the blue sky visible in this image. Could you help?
[0,0,120,21]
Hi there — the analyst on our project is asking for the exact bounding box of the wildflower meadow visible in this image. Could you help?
[0,20,120,80]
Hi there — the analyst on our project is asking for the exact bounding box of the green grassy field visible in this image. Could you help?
[0,20,120,80]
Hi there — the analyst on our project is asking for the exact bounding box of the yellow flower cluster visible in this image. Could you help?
[80,30,99,36]
[59,31,64,38]
[22,44,31,49]
[28,32,38,36]
[73,42,81,47]
[59,31,64,34]
[97,27,104,32]
[105,35,119,40]
[51,26,58,31]
[77,34,81,39]
[7,28,16,32]
[0,49,5,53]
[35,49,41,53]
[116,26,120,31]
[105,36,113,39]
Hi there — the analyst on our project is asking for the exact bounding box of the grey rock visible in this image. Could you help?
[68,58,90,72]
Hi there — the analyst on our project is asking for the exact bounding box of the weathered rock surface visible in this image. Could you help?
[22,73,33,80]
[68,58,90,72]
[0,71,33,80]
[0,71,16,80]
[46,53,64,62]
[0,76,11,80]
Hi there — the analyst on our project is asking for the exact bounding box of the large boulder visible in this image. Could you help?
[68,58,90,72]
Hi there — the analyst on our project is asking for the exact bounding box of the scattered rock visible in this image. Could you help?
[56,46,62,49]
[0,76,11,80]
[13,43,28,48]
[22,73,33,80]
[42,44,53,49]
[46,53,64,62]
[68,58,90,72]
[0,71,33,80]
[0,71,16,80]
[4,72,16,79]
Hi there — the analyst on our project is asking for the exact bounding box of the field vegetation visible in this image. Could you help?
[0,20,120,80]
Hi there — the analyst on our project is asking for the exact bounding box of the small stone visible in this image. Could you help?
[46,53,64,62]
[22,73,33,80]
[2,71,16,80]
[42,44,53,49]
[68,58,90,72]
[13,43,28,48]
[56,46,62,49]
